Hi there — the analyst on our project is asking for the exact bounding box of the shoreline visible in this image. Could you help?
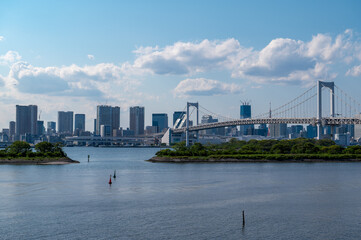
[148,156,361,163]
[0,157,79,165]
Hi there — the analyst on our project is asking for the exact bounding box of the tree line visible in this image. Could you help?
[156,138,361,157]
[0,141,67,158]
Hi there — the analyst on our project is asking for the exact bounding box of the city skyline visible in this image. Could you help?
[0,1,361,131]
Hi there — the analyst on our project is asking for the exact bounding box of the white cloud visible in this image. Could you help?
[173,78,243,97]
[0,51,21,65]
[87,54,95,60]
[233,30,359,84]
[346,64,361,77]
[131,39,251,75]
[4,62,136,99]
[236,38,315,80]
[0,36,4,41]
[122,30,361,86]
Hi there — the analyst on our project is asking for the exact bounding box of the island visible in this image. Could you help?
[148,138,361,163]
[0,141,79,165]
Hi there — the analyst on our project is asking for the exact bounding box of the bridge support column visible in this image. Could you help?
[186,104,189,147]
[186,102,199,147]
[317,80,335,140]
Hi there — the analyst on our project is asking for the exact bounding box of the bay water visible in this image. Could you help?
[1,147,361,239]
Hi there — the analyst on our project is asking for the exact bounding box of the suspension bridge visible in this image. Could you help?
[165,81,361,146]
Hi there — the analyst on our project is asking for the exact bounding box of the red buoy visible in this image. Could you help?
[109,175,112,185]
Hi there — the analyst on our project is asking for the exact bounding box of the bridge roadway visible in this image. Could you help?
[171,117,361,133]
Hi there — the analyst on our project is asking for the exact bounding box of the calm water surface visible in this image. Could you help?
[1,147,361,239]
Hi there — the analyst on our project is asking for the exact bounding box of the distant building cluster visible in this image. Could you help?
[0,102,360,147]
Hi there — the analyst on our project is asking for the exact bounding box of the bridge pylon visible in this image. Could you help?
[317,80,335,140]
[186,102,199,147]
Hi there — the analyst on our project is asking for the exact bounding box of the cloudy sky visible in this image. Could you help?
[0,0,361,130]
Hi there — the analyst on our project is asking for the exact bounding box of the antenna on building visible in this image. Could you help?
[240,99,251,106]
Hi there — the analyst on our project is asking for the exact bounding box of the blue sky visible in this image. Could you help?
[0,0,361,130]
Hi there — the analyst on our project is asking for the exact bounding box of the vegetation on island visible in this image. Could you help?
[154,138,361,161]
[0,141,67,159]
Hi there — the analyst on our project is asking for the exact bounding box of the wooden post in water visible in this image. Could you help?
[88,155,90,162]
[242,210,245,226]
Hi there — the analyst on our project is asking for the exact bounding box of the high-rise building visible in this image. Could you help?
[112,107,120,132]
[129,106,144,135]
[58,111,74,134]
[269,123,287,138]
[15,105,38,137]
[9,121,15,141]
[145,126,158,135]
[100,125,112,137]
[93,119,97,135]
[306,124,317,139]
[74,114,86,132]
[354,114,361,140]
[201,115,217,135]
[200,115,225,136]
[47,121,56,134]
[254,124,268,136]
[152,113,168,133]
[96,105,120,135]
[173,111,186,126]
[240,102,254,135]
[37,121,44,136]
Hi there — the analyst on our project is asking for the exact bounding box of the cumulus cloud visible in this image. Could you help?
[173,78,243,97]
[0,51,21,65]
[0,36,4,41]
[346,64,361,77]
[131,39,251,75]
[6,62,129,97]
[87,54,95,60]
[122,30,361,86]
[234,30,358,84]
[237,38,315,78]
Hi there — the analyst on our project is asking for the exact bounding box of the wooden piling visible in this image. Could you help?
[242,210,245,226]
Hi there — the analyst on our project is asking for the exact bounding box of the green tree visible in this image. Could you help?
[344,145,361,154]
[6,141,31,155]
[173,141,187,151]
[291,142,319,154]
[270,142,292,154]
[325,145,344,154]
[316,139,336,147]
[35,142,55,153]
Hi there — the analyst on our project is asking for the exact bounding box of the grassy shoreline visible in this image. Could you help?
[152,139,361,163]
[0,157,79,165]
[148,154,361,163]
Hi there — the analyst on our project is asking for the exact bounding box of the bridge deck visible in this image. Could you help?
[171,117,361,133]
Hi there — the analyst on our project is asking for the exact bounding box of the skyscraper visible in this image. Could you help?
[96,105,120,135]
[200,115,225,135]
[9,121,15,141]
[130,106,144,135]
[47,121,56,134]
[37,121,44,136]
[58,111,74,134]
[152,113,168,133]
[15,105,38,137]
[173,111,186,126]
[112,106,120,131]
[240,102,254,135]
[74,114,86,132]
[269,123,287,138]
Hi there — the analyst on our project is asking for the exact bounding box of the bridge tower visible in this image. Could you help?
[317,80,335,139]
[186,102,199,147]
